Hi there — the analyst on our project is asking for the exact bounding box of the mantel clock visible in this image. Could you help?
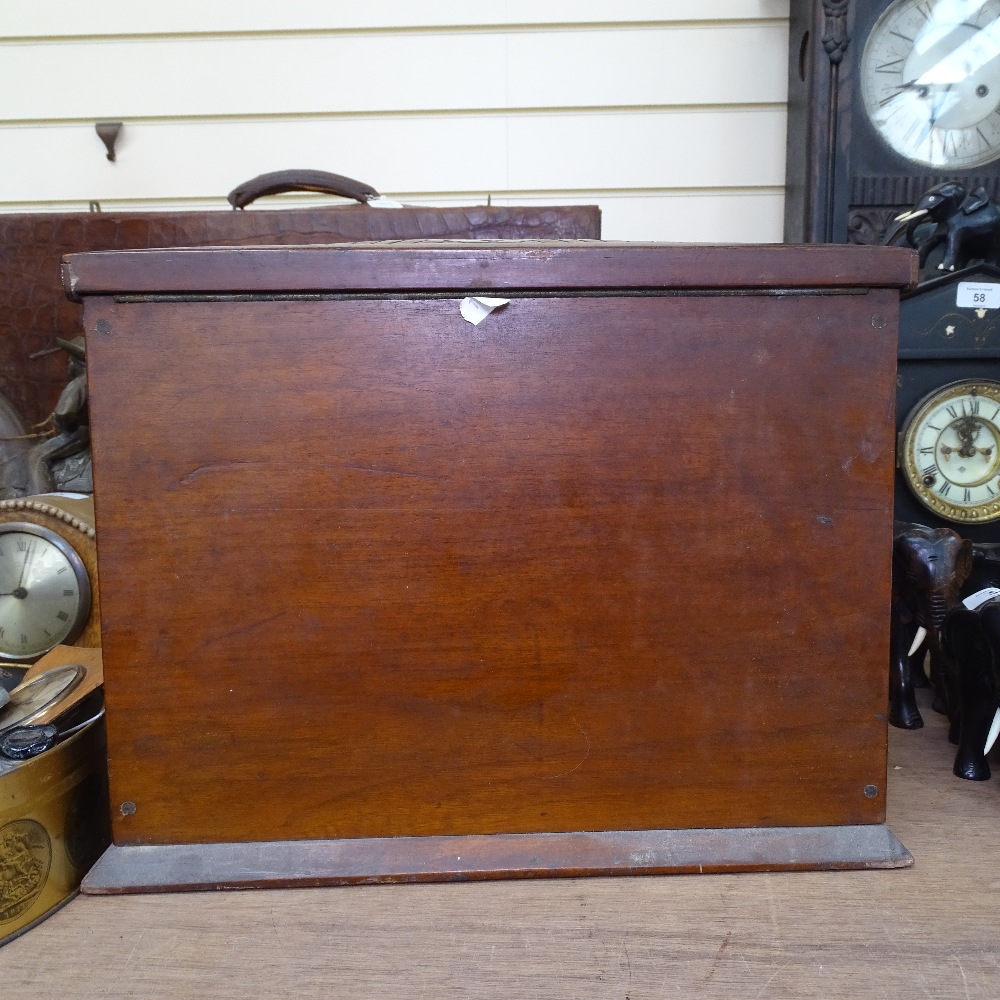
[785,0,1000,245]
[895,260,1000,539]
[0,495,99,665]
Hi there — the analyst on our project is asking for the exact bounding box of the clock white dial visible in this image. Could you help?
[0,523,91,662]
[900,379,1000,522]
[861,0,1000,168]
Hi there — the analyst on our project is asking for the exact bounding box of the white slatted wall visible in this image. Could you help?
[1,1,790,242]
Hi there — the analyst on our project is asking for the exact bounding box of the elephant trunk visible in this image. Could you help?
[924,591,951,631]
[908,590,952,655]
[903,212,928,247]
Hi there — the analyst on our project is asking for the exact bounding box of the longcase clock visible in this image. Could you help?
[785,0,1000,245]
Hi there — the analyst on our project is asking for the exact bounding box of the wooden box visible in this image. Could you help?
[65,242,917,892]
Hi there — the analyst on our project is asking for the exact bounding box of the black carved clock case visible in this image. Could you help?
[784,0,1000,246]
[897,262,1000,541]
[785,1,1000,540]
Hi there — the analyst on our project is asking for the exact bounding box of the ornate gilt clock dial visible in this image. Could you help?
[899,379,1000,522]
[861,0,1000,169]
[0,523,91,662]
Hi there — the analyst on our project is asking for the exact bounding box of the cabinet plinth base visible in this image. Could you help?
[82,825,913,895]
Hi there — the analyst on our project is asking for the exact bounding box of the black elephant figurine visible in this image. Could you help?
[894,181,1000,272]
[890,522,972,730]
[941,596,1000,781]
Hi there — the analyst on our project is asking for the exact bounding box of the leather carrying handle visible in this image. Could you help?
[227,169,381,210]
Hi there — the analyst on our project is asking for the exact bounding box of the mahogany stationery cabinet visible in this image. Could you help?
[64,241,917,892]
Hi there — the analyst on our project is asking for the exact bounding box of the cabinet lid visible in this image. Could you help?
[63,240,918,298]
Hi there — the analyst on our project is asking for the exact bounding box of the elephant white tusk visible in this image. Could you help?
[894,208,929,223]
[908,626,927,658]
[985,708,1000,757]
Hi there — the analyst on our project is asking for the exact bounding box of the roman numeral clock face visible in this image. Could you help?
[0,523,91,661]
[861,0,1000,168]
[900,380,1000,522]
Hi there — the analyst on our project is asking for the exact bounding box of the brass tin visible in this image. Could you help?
[0,715,110,946]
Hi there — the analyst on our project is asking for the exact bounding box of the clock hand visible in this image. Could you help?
[953,415,984,458]
[912,84,955,148]
[880,79,921,108]
[914,17,1000,93]
[939,416,984,461]
[15,542,34,592]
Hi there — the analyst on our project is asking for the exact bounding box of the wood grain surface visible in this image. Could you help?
[64,240,917,295]
[1,694,997,999]
[75,243,908,850]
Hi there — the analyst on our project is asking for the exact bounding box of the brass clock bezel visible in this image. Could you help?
[0,522,92,663]
[899,378,1000,523]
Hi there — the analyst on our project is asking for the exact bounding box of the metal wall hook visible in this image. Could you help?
[95,121,122,162]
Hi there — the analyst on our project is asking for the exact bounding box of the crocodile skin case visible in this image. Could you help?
[0,201,600,426]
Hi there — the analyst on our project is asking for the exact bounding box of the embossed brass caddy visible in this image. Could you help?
[0,712,109,946]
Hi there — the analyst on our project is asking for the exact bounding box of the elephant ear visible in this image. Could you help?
[962,187,991,214]
[956,538,975,588]
[941,607,989,668]
[979,601,1000,690]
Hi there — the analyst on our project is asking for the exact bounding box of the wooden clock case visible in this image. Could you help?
[784,0,1000,246]
[64,241,917,892]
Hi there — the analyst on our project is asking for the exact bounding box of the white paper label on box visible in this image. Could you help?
[956,282,1000,309]
[460,296,510,326]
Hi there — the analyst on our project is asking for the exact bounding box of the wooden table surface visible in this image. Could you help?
[3,688,998,999]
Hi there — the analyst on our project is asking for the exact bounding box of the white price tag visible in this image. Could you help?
[459,296,510,326]
[956,282,1000,309]
[963,587,1000,610]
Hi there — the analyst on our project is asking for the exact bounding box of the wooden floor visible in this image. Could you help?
[3,688,999,998]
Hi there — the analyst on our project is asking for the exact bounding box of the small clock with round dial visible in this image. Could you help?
[861,0,1000,170]
[0,523,91,662]
[899,378,1000,523]
[0,496,99,664]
